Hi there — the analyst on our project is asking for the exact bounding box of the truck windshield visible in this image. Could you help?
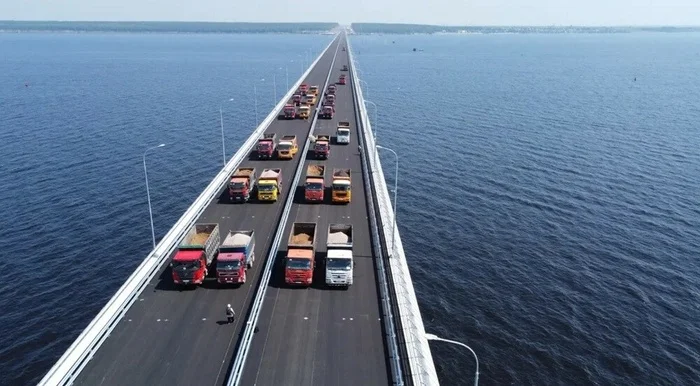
[287,258,311,270]
[315,143,328,150]
[172,260,200,270]
[337,129,349,135]
[327,258,351,270]
[219,261,241,270]
[258,143,271,150]
[306,182,323,190]
[229,182,246,190]
[278,144,291,151]
[333,184,350,191]
[258,184,275,192]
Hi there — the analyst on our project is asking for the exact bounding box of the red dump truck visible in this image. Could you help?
[326,85,336,95]
[257,133,276,159]
[338,74,346,85]
[292,93,302,106]
[324,94,336,106]
[299,84,309,95]
[171,223,221,286]
[305,164,325,202]
[319,104,335,119]
[314,134,330,159]
[228,167,256,203]
[216,230,256,284]
[283,104,296,119]
[285,223,317,286]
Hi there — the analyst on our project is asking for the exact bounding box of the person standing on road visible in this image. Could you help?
[226,304,235,324]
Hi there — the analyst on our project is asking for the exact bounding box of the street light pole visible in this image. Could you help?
[219,98,234,166]
[254,83,258,125]
[425,333,479,386]
[364,99,378,141]
[143,143,165,249]
[375,145,398,257]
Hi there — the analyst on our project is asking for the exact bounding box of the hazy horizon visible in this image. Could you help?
[2,0,699,27]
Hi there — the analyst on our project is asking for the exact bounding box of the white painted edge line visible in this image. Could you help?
[39,34,337,386]
[347,37,441,385]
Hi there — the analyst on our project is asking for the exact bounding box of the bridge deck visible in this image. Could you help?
[73,36,349,386]
[239,38,390,385]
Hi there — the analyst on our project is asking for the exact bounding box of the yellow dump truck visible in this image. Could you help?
[298,105,310,119]
[277,135,298,159]
[257,168,282,201]
[331,168,351,204]
[308,85,320,96]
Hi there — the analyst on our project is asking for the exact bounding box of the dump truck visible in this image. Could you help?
[171,223,221,286]
[332,168,352,203]
[314,135,330,159]
[298,105,310,119]
[304,94,317,105]
[228,167,256,203]
[285,222,317,286]
[326,85,336,95]
[283,104,296,119]
[336,122,351,144]
[308,85,320,96]
[277,135,298,159]
[257,133,276,159]
[325,94,336,106]
[257,168,282,201]
[338,74,346,85]
[341,64,348,71]
[325,224,354,287]
[299,84,309,95]
[217,230,256,284]
[319,104,335,119]
[305,164,325,202]
[292,93,302,106]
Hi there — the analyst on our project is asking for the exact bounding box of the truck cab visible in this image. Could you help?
[308,85,319,96]
[299,84,309,95]
[332,179,351,203]
[305,94,317,105]
[292,94,302,106]
[320,105,335,119]
[336,123,351,144]
[326,250,353,286]
[324,94,336,106]
[326,85,336,95]
[298,105,310,119]
[338,74,347,85]
[283,104,296,119]
[277,136,298,159]
[305,164,325,202]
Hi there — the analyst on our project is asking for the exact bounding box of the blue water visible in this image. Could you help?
[1,32,699,386]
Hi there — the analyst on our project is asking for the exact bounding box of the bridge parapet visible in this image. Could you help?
[347,39,441,385]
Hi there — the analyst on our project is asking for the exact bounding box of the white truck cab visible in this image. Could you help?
[325,249,353,286]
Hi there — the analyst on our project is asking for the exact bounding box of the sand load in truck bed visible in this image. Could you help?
[334,170,350,177]
[291,233,313,245]
[260,170,280,179]
[307,165,324,176]
[190,233,210,245]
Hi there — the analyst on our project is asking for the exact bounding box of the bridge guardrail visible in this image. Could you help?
[226,35,341,386]
[39,35,336,386]
[347,37,441,385]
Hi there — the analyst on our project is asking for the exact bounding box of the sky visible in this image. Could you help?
[1,0,699,26]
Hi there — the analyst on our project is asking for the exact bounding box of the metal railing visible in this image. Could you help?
[39,34,338,386]
[225,35,342,386]
[347,37,441,385]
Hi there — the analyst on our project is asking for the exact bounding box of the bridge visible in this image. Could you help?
[40,31,440,386]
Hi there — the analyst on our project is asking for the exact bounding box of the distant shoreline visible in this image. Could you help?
[0,21,340,34]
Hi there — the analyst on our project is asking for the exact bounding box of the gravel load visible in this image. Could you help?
[328,231,349,244]
[190,233,210,245]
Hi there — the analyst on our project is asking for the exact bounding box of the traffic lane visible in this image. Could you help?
[239,52,389,385]
[72,38,341,386]
[240,149,387,386]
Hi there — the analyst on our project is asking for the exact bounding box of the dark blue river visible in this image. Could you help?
[1,32,699,385]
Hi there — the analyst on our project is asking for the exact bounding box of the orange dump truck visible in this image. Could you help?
[285,222,317,286]
[305,164,325,203]
[332,168,351,203]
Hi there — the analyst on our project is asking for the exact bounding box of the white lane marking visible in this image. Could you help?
[202,318,207,321]
[157,319,161,322]
[304,316,309,320]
